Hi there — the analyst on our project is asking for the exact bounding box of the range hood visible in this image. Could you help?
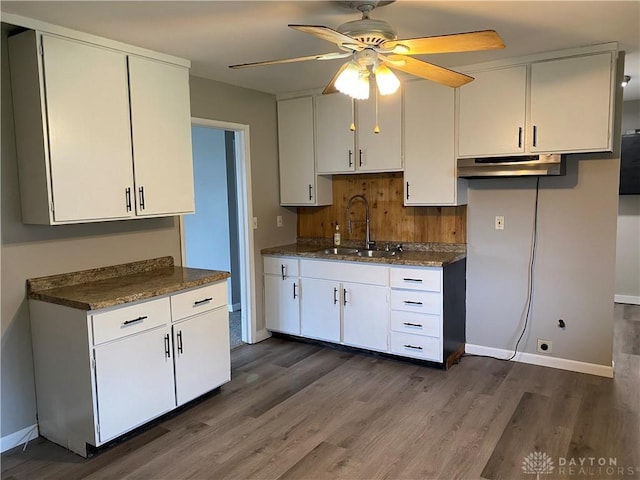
[457,154,565,178]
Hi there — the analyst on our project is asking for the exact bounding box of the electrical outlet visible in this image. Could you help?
[252,217,258,229]
[495,215,505,230]
[276,215,283,227]
[537,339,552,354]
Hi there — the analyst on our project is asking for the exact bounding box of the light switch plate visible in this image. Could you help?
[276,215,283,227]
[252,217,258,229]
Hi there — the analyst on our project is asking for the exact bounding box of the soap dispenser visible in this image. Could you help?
[334,224,341,246]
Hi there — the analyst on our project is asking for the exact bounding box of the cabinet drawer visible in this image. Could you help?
[300,259,388,286]
[264,256,299,277]
[390,267,441,292]
[390,332,442,362]
[390,311,441,338]
[92,297,170,345]
[171,282,227,321]
[390,289,441,314]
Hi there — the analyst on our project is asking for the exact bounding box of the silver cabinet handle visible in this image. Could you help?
[281,264,286,280]
[404,344,423,351]
[406,182,410,200]
[404,300,423,305]
[358,149,363,167]
[164,334,171,358]
[518,127,523,148]
[343,288,348,306]
[308,184,313,200]
[293,283,298,299]
[403,278,423,283]
[533,125,538,147]
[348,150,353,167]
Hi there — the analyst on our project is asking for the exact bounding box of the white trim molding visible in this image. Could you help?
[465,344,614,378]
[614,294,640,305]
[1,424,39,453]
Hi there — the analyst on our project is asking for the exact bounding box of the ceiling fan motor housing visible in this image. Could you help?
[337,18,397,46]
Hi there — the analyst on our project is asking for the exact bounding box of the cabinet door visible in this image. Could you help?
[357,92,403,172]
[94,326,175,442]
[530,53,613,153]
[264,274,300,335]
[41,35,134,223]
[128,56,195,216]
[343,283,389,352]
[278,97,317,205]
[458,66,527,157]
[173,308,230,406]
[316,94,356,173]
[404,80,464,205]
[300,278,341,342]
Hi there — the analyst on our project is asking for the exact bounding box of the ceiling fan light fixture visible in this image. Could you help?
[374,63,400,95]
[336,61,370,99]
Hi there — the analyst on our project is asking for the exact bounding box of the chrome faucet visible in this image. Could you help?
[346,194,374,250]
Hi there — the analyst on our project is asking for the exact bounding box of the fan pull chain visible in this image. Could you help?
[374,84,380,134]
[350,98,356,132]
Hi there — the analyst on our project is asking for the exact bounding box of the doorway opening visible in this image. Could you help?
[180,118,257,347]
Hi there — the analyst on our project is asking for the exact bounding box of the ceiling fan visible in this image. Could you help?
[229,1,505,99]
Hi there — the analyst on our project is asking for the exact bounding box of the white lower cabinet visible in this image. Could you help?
[300,277,341,342]
[29,281,230,457]
[94,324,176,442]
[262,255,465,366]
[264,256,300,335]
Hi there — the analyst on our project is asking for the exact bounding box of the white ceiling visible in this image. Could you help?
[2,1,639,101]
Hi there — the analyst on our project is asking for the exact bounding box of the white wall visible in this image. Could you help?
[615,100,640,304]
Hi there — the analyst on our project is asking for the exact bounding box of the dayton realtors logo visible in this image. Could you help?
[523,452,639,478]
[522,451,554,479]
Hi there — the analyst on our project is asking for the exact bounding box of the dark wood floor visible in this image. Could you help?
[3,304,639,480]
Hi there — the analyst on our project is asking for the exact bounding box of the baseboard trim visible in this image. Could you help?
[614,294,640,305]
[465,344,614,378]
[1,424,39,453]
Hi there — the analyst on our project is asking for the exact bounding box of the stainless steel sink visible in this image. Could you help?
[319,247,360,255]
[356,249,398,258]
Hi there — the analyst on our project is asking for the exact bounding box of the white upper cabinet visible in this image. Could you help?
[529,52,614,153]
[457,65,527,157]
[277,97,332,206]
[404,80,466,206]
[316,91,402,174]
[356,91,403,172]
[129,56,195,217]
[458,47,616,158]
[8,30,195,224]
[315,93,356,174]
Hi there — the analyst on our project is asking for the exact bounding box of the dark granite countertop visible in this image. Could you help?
[261,240,466,268]
[27,257,230,311]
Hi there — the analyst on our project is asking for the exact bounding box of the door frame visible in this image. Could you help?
[180,118,257,344]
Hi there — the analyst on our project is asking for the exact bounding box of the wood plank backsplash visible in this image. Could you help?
[297,172,467,244]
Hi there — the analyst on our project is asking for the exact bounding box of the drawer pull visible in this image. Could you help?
[281,264,286,280]
[343,288,348,306]
[403,278,423,283]
[402,322,423,328]
[333,287,338,305]
[164,334,171,358]
[193,297,213,306]
[122,316,147,326]
[404,344,423,351]
[293,283,298,299]
[404,300,423,305]
[177,330,183,354]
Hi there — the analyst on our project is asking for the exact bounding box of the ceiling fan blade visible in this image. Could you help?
[229,52,350,69]
[289,24,365,51]
[382,30,505,55]
[383,55,474,88]
[322,62,350,95]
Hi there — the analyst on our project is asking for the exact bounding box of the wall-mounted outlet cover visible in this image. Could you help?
[276,215,283,227]
[537,338,552,354]
[252,217,258,229]
[495,215,505,230]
